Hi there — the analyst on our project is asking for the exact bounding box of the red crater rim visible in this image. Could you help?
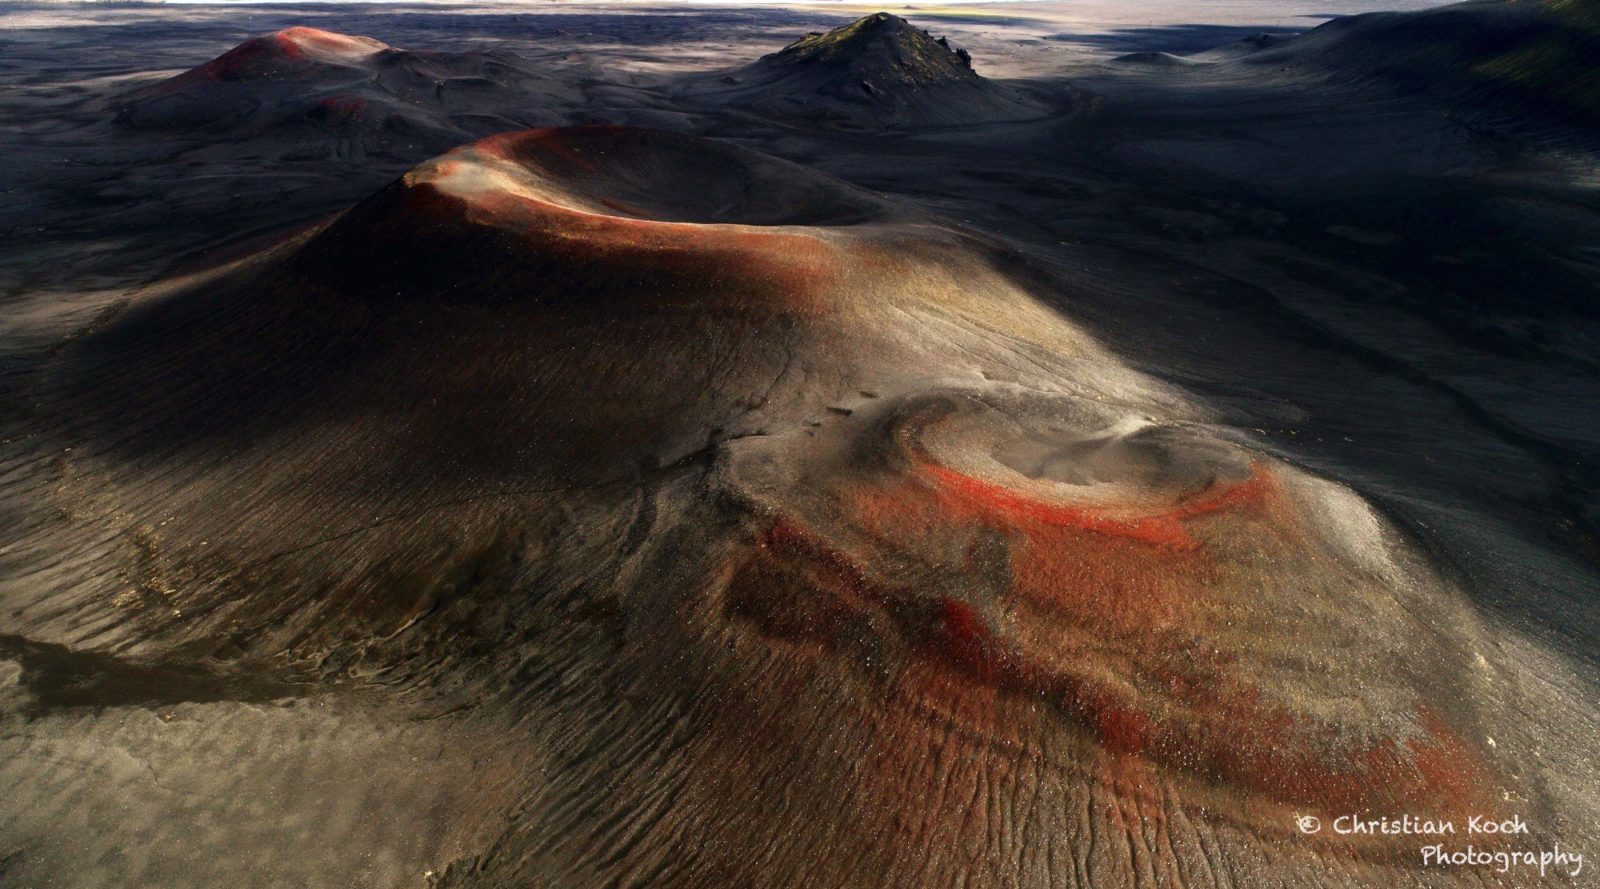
[288,126,918,316]
[414,126,897,229]
[723,393,1508,824]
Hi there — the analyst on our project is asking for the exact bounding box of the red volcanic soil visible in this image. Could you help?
[917,454,1274,550]
[742,480,1493,815]
[721,395,1506,825]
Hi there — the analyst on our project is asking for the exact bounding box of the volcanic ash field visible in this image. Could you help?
[1,3,1598,888]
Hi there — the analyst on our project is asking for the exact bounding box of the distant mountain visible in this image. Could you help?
[1238,0,1600,134]
[114,27,581,157]
[695,13,1051,130]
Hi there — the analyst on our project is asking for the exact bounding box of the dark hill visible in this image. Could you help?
[1240,0,1600,135]
[693,13,1051,130]
[114,27,581,157]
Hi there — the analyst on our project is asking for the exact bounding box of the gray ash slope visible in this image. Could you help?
[1215,0,1600,139]
[691,13,1053,130]
[1222,1,1600,339]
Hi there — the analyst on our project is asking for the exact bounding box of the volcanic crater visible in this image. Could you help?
[16,123,1541,886]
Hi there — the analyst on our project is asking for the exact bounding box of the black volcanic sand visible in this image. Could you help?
[1,2,1599,888]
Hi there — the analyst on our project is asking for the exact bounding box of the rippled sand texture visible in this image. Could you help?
[1,3,1597,888]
